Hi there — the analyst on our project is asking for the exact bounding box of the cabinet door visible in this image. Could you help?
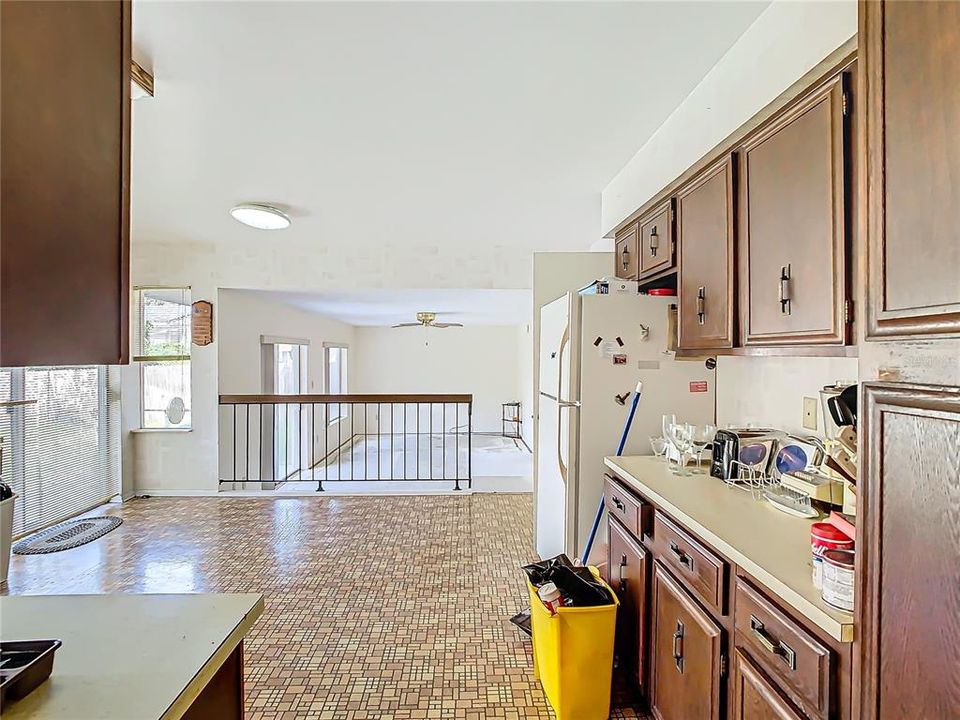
[677,155,736,350]
[650,562,723,720]
[608,516,649,692]
[857,383,960,720]
[739,73,849,346]
[615,223,640,280]
[862,1,960,338]
[0,1,131,366]
[732,650,805,720]
[639,200,675,280]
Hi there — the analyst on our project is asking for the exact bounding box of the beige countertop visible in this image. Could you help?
[604,455,854,643]
[0,593,264,719]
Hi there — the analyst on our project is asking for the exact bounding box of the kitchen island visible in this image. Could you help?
[0,593,263,720]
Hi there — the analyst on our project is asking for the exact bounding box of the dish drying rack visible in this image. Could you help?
[723,459,821,519]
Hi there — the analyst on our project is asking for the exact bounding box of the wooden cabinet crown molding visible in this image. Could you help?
[861,0,960,339]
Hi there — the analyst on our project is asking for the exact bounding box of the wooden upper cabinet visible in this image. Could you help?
[0,1,131,367]
[639,200,676,281]
[732,650,805,720]
[862,1,960,338]
[677,155,736,350]
[650,562,723,720]
[739,72,850,346]
[615,222,640,280]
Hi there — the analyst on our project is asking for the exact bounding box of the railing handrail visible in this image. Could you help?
[219,393,473,405]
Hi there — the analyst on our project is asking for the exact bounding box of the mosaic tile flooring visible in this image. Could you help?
[5,494,649,719]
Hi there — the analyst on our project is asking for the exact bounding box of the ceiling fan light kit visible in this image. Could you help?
[391,311,464,329]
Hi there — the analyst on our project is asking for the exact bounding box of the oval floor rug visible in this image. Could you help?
[13,516,123,555]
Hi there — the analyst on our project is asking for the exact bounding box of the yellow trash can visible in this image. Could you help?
[527,568,619,720]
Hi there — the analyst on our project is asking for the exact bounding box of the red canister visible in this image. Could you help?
[811,522,853,589]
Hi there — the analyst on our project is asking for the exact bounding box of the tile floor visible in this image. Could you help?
[5,494,648,719]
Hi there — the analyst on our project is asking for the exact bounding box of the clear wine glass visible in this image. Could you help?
[650,436,667,460]
[690,424,717,472]
[661,414,676,441]
[667,423,693,476]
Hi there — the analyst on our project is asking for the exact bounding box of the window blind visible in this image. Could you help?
[0,366,120,538]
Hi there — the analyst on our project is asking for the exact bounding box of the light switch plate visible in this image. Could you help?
[803,396,818,431]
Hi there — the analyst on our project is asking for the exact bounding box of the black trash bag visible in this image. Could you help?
[549,563,612,607]
[522,554,574,587]
[521,554,612,607]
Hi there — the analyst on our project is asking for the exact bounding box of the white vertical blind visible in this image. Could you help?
[0,366,120,538]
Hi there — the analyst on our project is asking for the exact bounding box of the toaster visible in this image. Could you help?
[710,428,780,481]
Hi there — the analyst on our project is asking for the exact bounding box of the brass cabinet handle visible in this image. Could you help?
[649,226,659,257]
[750,615,797,671]
[696,286,706,325]
[778,264,792,315]
[672,620,684,673]
[669,541,694,572]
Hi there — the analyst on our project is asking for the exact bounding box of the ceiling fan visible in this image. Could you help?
[392,311,463,329]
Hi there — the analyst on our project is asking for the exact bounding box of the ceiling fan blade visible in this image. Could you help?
[391,323,422,328]
[431,322,464,328]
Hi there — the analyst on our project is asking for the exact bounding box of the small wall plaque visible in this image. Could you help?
[192,300,213,346]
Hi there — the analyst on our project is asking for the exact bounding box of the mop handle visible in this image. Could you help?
[580,381,643,565]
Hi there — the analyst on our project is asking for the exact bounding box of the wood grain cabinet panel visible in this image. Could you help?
[638,200,676,281]
[677,155,736,350]
[615,223,640,280]
[857,383,960,720]
[739,73,850,346]
[862,1,960,338]
[0,0,131,367]
[608,517,650,694]
[732,650,805,720]
[650,561,723,720]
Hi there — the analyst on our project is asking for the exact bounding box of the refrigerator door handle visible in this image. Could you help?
[556,324,572,484]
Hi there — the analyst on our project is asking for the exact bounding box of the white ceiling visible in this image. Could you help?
[131,1,768,274]
[232,288,532,327]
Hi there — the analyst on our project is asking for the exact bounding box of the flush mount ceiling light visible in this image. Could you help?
[229,203,291,230]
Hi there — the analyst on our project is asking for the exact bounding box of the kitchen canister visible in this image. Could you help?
[821,549,855,611]
[810,522,854,589]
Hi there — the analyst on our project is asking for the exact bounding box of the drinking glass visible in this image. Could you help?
[661,414,676,441]
[650,436,667,460]
[667,423,694,476]
[690,424,717,472]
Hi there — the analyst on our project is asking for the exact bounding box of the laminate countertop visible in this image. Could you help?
[604,455,854,643]
[0,593,264,719]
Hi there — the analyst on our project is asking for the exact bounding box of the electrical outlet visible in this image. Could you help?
[802,396,819,431]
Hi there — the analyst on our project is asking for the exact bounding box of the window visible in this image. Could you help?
[134,287,192,429]
[324,344,348,422]
[0,366,120,537]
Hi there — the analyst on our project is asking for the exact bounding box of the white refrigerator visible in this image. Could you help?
[537,290,716,560]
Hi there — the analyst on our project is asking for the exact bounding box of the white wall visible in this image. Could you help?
[601,0,857,236]
[716,355,857,438]
[352,325,521,433]
[217,289,355,395]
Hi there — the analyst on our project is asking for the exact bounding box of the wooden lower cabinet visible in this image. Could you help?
[732,649,805,720]
[650,561,723,720]
[608,516,649,691]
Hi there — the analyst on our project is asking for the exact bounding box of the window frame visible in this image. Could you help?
[133,286,192,431]
[323,343,349,424]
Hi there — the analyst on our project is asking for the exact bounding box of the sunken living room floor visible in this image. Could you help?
[5,494,648,719]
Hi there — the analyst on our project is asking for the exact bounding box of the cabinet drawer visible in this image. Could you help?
[639,200,675,279]
[652,512,727,613]
[604,475,650,540]
[734,579,831,718]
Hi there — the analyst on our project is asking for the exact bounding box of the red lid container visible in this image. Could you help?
[811,522,854,555]
[647,288,677,296]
